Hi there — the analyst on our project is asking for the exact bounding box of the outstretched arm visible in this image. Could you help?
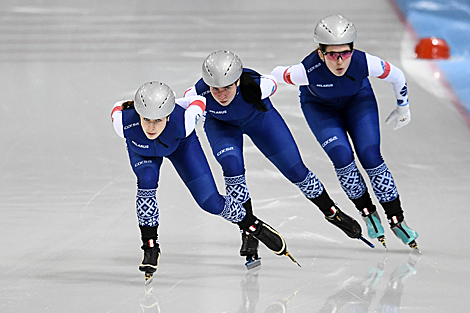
[270,63,309,86]
[176,95,206,137]
[366,53,410,130]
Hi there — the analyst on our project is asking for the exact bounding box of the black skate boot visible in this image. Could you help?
[325,206,362,239]
[238,199,261,269]
[240,228,261,270]
[237,198,300,266]
[239,218,300,267]
[139,239,160,283]
[243,219,286,255]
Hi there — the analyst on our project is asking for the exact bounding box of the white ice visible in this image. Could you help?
[1,0,470,312]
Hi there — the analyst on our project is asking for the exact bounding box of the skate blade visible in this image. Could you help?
[285,251,301,267]
[145,273,154,285]
[245,258,261,270]
[359,236,375,248]
[409,240,421,254]
[378,236,388,251]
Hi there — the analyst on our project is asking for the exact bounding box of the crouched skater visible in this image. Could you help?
[111,81,299,282]
[185,50,373,267]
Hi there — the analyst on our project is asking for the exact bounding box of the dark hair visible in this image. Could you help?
[319,42,354,52]
[239,72,268,112]
[121,100,135,110]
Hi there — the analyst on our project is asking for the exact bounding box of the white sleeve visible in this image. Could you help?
[270,63,309,86]
[111,101,126,138]
[176,96,206,137]
[183,86,198,98]
[259,74,278,99]
[366,53,409,106]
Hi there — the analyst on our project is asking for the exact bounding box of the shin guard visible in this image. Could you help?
[218,195,246,223]
[225,174,250,204]
[136,189,159,227]
[365,163,398,203]
[335,161,367,200]
[294,170,324,199]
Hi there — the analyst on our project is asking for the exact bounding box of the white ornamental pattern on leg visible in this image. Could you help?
[136,189,159,226]
[365,163,398,202]
[294,170,324,199]
[224,174,250,204]
[335,160,367,199]
[218,196,246,223]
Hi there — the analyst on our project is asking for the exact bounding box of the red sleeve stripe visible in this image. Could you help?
[271,79,278,96]
[189,99,206,112]
[111,105,122,120]
[283,67,295,85]
[378,62,391,79]
[268,77,278,96]
[183,88,192,97]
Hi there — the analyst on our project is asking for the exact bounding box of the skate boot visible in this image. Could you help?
[326,206,362,239]
[389,216,420,252]
[242,218,300,267]
[361,207,387,249]
[139,239,161,283]
[240,229,261,270]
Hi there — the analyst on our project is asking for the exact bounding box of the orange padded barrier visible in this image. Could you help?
[415,37,450,59]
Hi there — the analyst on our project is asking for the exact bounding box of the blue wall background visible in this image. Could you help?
[393,0,470,116]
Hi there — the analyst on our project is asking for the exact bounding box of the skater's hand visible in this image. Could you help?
[386,105,410,130]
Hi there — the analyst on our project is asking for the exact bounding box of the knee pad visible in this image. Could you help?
[215,148,244,177]
[136,166,159,189]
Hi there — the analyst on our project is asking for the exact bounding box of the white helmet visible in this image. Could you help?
[134,81,175,119]
[202,50,243,87]
[314,15,357,45]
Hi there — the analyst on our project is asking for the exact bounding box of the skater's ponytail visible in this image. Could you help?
[239,72,268,112]
[121,100,135,110]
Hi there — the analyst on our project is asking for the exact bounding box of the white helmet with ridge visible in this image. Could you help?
[134,81,175,119]
[202,50,243,87]
[314,15,357,45]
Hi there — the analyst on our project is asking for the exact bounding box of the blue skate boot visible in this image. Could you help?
[389,216,420,253]
[361,207,387,250]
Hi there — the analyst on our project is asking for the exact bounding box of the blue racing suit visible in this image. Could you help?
[272,50,409,219]
[185,68,333,213]
[112,99,246,227]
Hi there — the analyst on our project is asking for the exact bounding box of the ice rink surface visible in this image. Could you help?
[1,0,470,312]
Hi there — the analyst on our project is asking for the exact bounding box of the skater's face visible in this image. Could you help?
[140,116,168,140]
[319,44,354,76]
[209,80,239,106]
